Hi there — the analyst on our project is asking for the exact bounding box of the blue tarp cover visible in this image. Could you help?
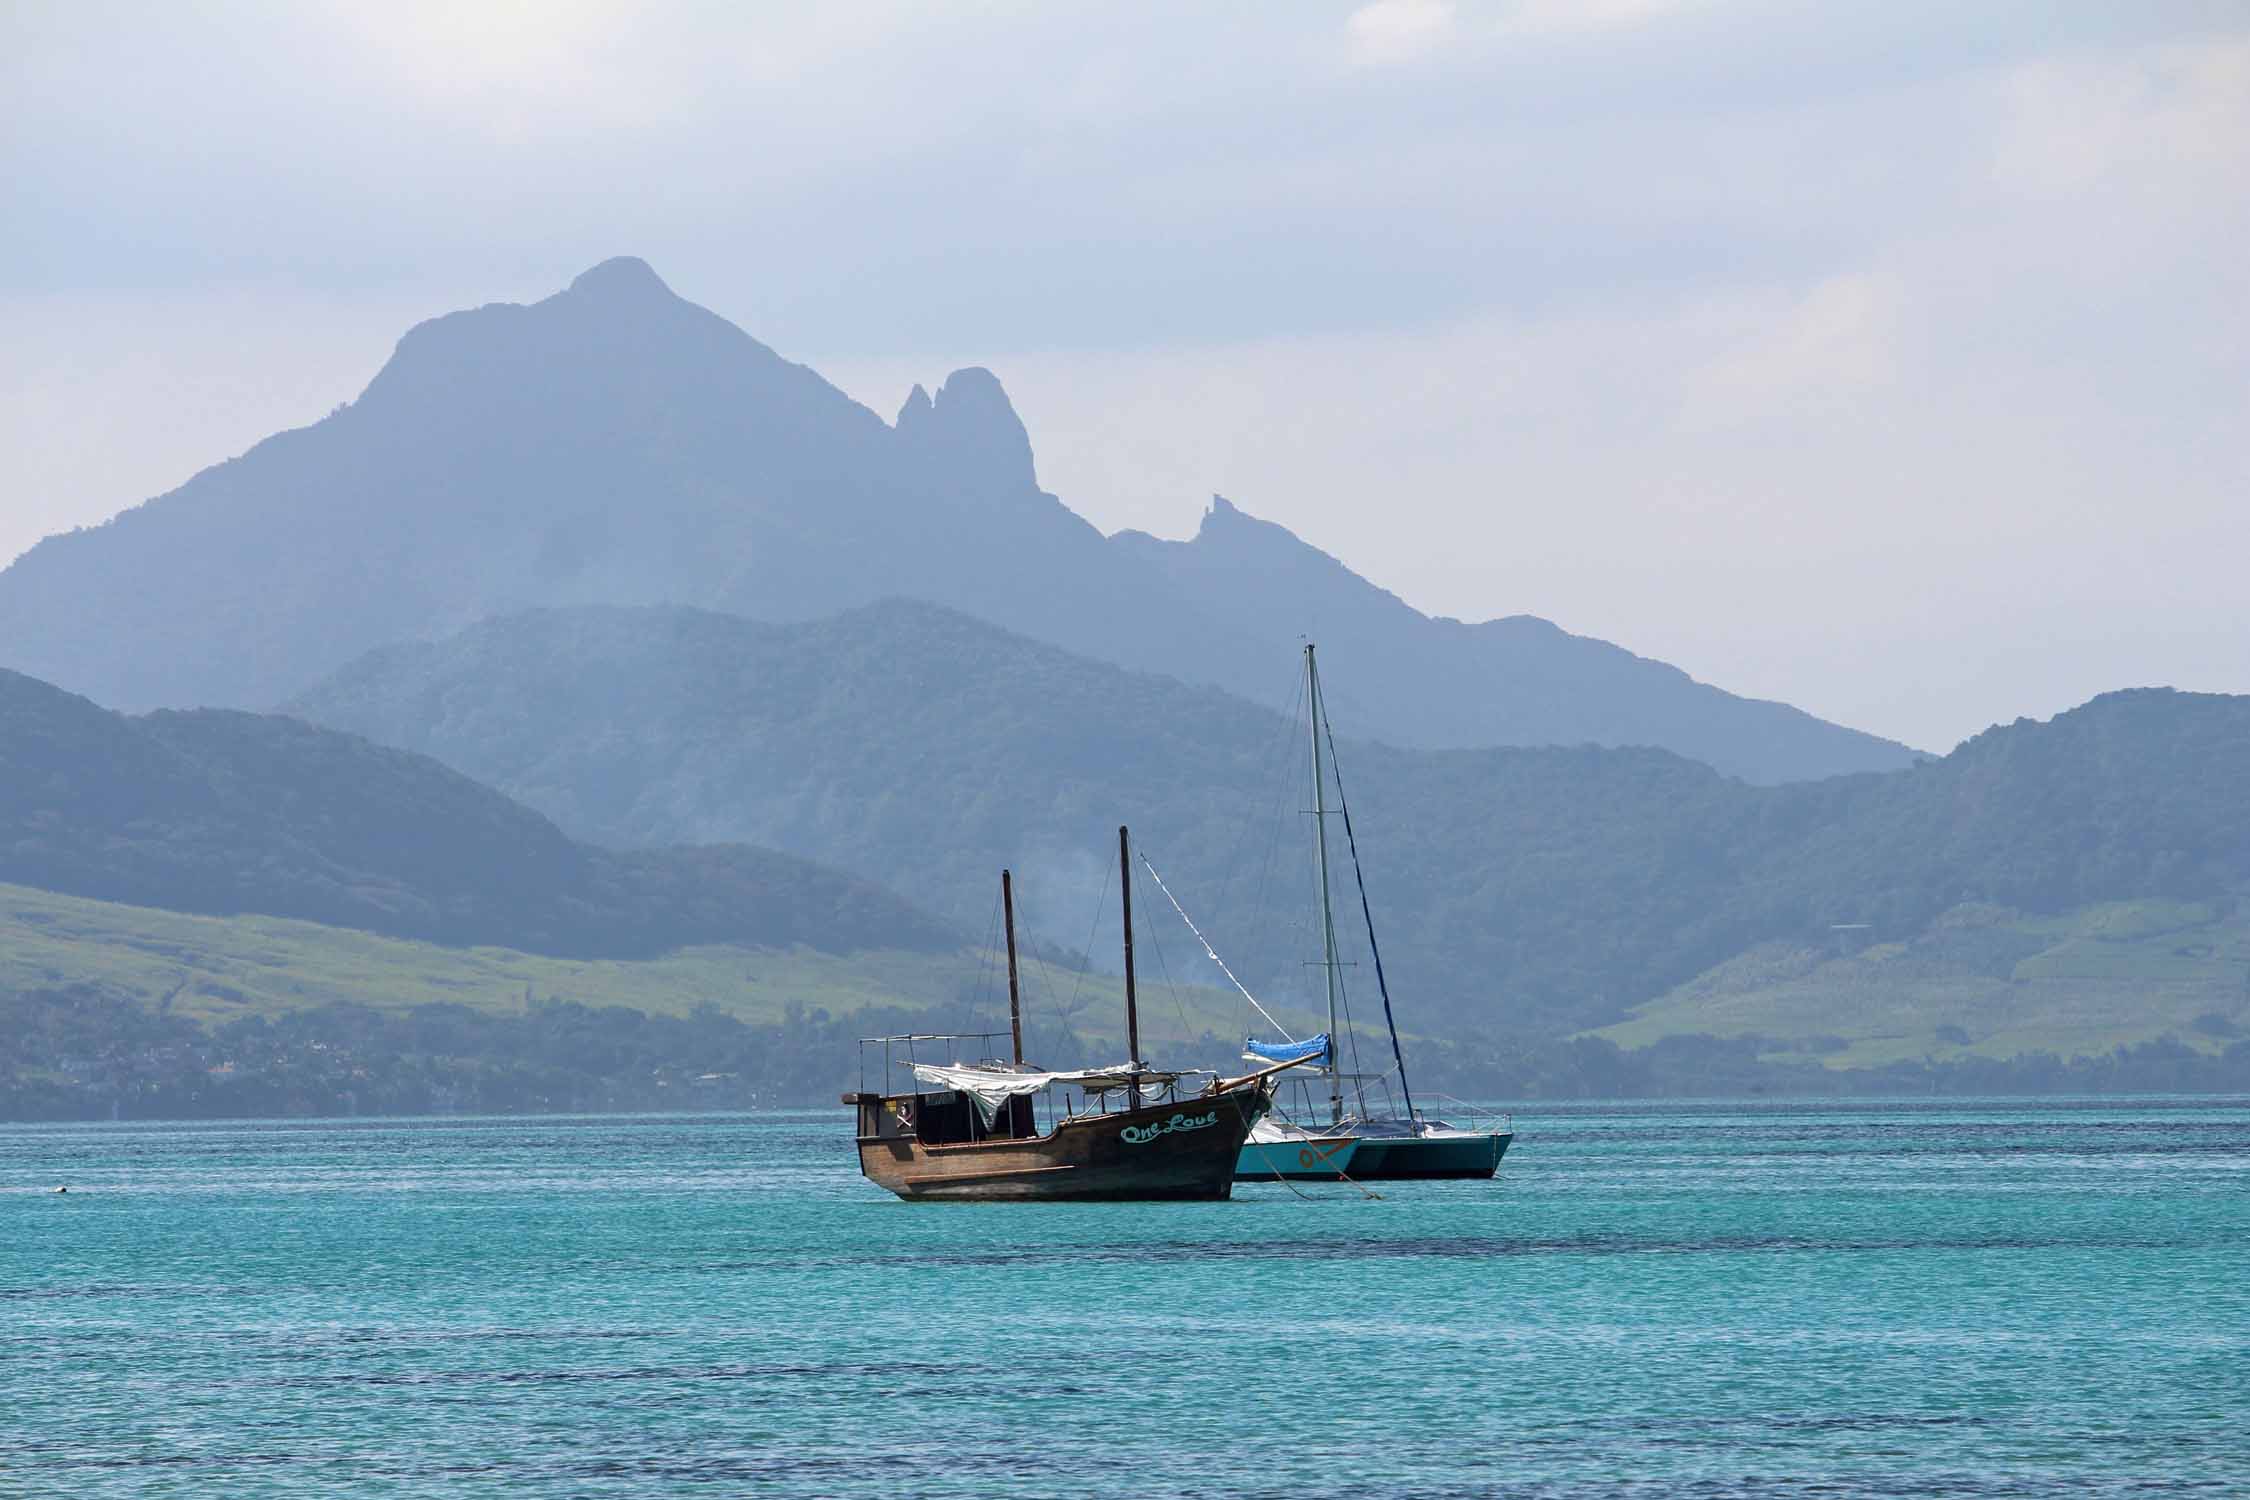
[1244,1033,1331,1066]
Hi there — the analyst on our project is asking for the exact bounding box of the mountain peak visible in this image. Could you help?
[897,367,1036,492]
[895,383,935,432]
[1198,494,1255,533]
[1193,493,1311,554]
[566,256,676,303]
[932,367,1023,438]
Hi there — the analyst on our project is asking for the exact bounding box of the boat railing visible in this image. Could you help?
[1264,1071,1513,1137]
[1413,1092,1514,1135]
[1269,1068,1403,1129]
[854,1031,1215,1122]
[855,1031,1009,1096]
[1057,1071,1211,1121]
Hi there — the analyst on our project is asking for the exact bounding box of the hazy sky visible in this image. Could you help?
[5,1,2244,751]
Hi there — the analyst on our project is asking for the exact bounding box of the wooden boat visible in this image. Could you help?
[848,1070,1279,1201]
[846,827,1294,1202]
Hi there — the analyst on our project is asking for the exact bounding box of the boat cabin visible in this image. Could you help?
[846,1086,1039,1147]
[845,1030,1205,1149]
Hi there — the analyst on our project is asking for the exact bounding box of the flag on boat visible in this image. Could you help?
[1242,1033,1330,1067]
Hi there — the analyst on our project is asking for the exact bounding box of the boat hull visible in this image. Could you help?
[856,1087,1268,1202]
[1234,1134,1361,1181]
[1349,1129,1512,1180]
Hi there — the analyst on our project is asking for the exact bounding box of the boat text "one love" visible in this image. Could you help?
[1121,1110,1219,1146]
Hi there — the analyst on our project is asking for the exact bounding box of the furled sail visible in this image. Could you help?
[1242,1033,1330,1067]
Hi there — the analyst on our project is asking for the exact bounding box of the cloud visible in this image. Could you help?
[1346,0,1455,65]
[1496,0,1706,41]
[1675,272,1906,434]
[1989,38,2250,198]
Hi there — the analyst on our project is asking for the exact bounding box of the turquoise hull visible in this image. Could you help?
[1234,1134,1361,1181]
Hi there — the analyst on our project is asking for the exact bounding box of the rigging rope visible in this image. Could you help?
[1336,970,1371,1118]
[1320,712,1418,1126]
[1066,853,1114,1019]
[1134,862,1197,1049]
[1006,881,1066,1064]
[974,882,1003,1024]
[1238,669,1308,1029]
[1138,851,1297,1042]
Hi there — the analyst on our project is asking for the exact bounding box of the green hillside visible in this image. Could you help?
[288,600,2250,1044]
[0,666,955,959]
[1597,899,2250,1066]
[0,882,1240,1049]
[9,605,2250,1109]
[5,882,2244,1118]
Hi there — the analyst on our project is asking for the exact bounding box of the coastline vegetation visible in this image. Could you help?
[10,978,2247,1123]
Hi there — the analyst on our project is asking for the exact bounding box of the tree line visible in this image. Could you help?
[8,985,2245,1122]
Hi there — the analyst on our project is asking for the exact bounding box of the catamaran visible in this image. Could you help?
[1152,644,1513,1181]
[845,827,1299,1201]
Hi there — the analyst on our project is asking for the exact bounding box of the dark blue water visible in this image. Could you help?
[4,1100,2245,1497]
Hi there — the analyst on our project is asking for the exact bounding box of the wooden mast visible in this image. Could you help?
[1119,824,1141,1109]
[1002,868,1024,1066]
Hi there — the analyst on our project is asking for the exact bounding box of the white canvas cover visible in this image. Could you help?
[909,1062,1184,1124]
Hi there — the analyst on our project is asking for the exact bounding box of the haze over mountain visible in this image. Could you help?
[0,258,1916,784]
[288,600,2250,1049]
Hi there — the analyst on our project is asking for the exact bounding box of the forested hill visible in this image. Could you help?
[0,256,1913,783]
[287,600,2250,1039]
[0,668,955,958]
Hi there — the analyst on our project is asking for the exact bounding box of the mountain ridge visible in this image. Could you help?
[1116,493,1919,775]
[0,256,1916,783]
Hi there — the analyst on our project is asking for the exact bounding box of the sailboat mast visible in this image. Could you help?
[1306,644,1345,1125]
[1118,824,1142,1109]
[1002,868,1023,1067]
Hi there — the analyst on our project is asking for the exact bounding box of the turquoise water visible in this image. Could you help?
[4,1100,2245,1497]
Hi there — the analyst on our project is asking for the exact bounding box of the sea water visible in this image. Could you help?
[3,1100,2245,1498]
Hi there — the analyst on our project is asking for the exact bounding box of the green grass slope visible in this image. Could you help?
[0,882,1242,1052]
[1596,899,2250,1066]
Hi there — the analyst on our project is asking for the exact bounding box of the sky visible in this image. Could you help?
[4,0,2244,752]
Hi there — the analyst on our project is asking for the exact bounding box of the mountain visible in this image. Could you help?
[1114,497,1919,781]
[0,666,954,958]
[0,257,1915,783]
[285,599,2250,1044]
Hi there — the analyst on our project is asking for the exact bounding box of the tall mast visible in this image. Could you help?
[1002,868,1023,1067]
[1306,644,1345,1125]
[1323,713,1418,1128]
[1118,824,1142,1109]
